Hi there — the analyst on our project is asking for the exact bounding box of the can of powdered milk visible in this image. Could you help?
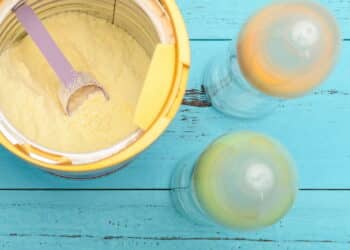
[0,0,190,179]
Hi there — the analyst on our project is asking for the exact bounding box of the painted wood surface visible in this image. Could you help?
[0,190,349,250]
[0,1,349,249]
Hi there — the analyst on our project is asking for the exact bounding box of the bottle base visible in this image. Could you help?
[202,52,280,119]
[170,153,213,225]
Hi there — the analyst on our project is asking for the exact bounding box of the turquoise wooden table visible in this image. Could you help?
[1,1,350,249]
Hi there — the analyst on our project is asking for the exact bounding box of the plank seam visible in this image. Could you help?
[190,39,350,42]
[3,234,349,244]
[0,188,349,191]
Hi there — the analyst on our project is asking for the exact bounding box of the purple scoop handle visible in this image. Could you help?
[14,3,77,88]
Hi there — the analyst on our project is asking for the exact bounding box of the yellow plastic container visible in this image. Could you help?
[0,0,190,179]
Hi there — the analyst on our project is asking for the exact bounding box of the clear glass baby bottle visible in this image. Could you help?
[171,132,298,230]
[203,0,340,118]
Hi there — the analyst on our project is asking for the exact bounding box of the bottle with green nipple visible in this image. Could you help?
[171,132,298,230]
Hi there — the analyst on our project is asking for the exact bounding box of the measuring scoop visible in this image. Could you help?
[13,1,109,115]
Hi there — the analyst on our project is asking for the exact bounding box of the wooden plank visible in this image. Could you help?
[0,190,349,249]
[0,40,349,189]
[1,238,347,250]
[178,0,350,39]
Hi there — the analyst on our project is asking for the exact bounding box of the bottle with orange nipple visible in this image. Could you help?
[203,0,340,118]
